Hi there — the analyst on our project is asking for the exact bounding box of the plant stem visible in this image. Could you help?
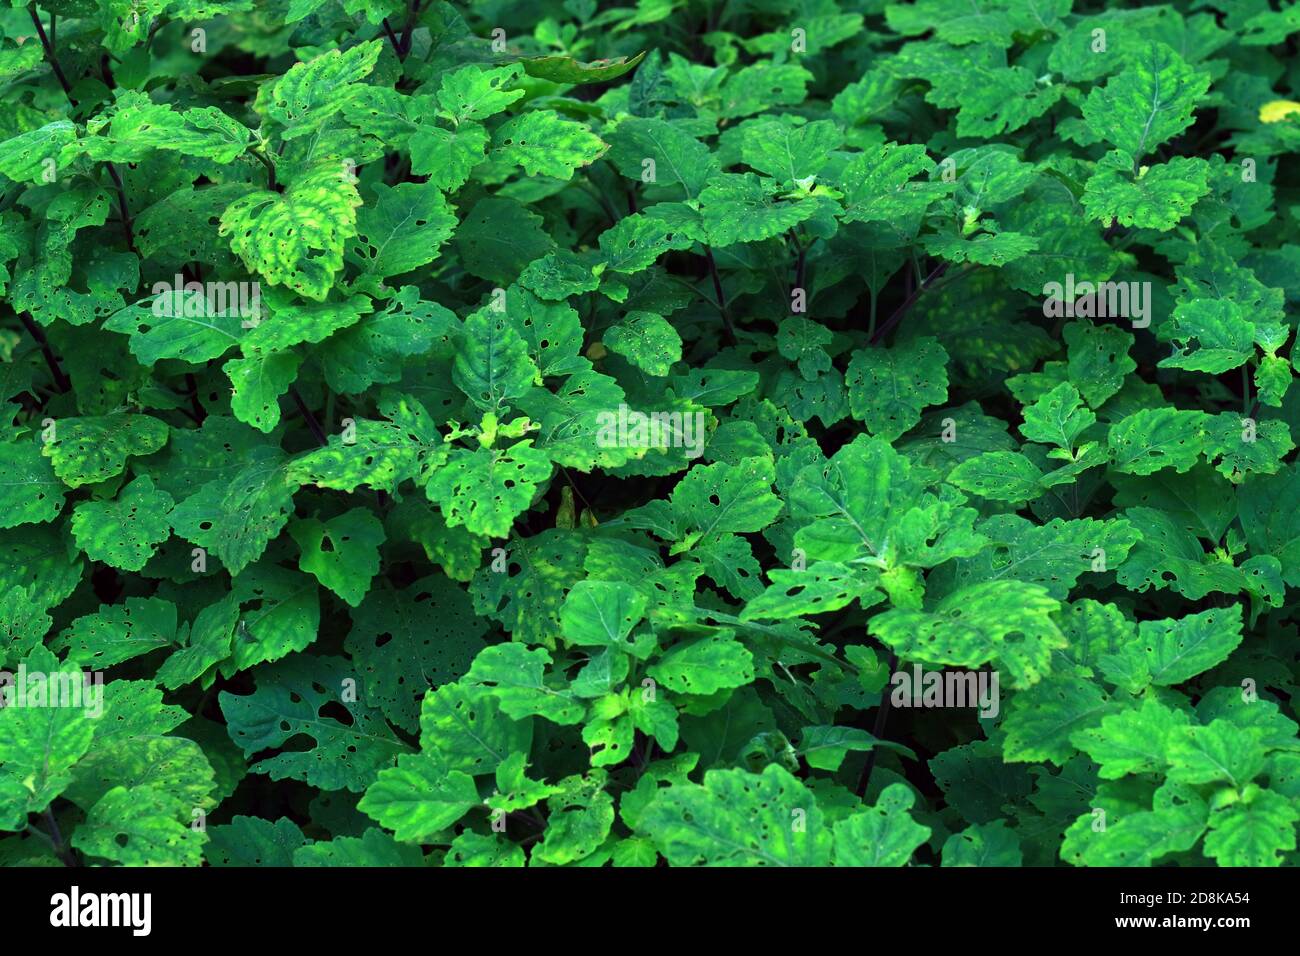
[43,808,78,867]
[18,312,71,392]
[250,147,278,191]
[103,161,136,252]
[29,4,136,252]
[559,465,596,516]
[789,229,806,294]
[28,4,75,103]
[398,0,421,56]
[703,245,736,345]
[382,0,421,60]
[380,17,403,57]
[290,386,329,447]
[870,260,949,345]
[144,16,167,51]
[855,651,898,799]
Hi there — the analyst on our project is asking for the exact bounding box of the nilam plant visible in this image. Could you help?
[0,0,1298,870]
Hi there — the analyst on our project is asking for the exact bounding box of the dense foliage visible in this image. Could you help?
[2,0,1300,868]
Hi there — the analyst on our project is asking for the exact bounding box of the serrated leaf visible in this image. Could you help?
[220,163,362,301]
[845,336,948,441]
[288,507,384,607]
[42,414,169,489]
[70,475,173,571]
[641,764,831,866]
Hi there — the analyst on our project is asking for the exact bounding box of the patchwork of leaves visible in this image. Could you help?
[0,0,1296,872]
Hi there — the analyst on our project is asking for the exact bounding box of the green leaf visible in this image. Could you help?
[319,295,455,394]
[648,632,755,695]
[0,440,64,527]
[288,507,384,607]
[465,643,584,724]
[55,596,178,669]
[941,820,1023,866]
[72,785,205,866]
[170,447,301,576]
[224,351,302,433]
[1203,786,1299,866]
[207,816,310,866]
[220,163,362,301]
[70,475,174,571]
[488,751,559,813]
[520,52,647,85]
[345,575,488,733]
[1114,506,1245,600]
[1202,413,1293,483]
[0,649,96,820]
[886,0,1066,46]
[81,95,253,164]
[1108,408,1209,475]
[533,772,615,865]
[606,117,718,200]
[443,830,525,867]
[492,110,606,179]
[870,580,1064,688]
[425,443,552,539]
[1020,382,1095,450]
[43,414,169,489]
[797,725,905,772]
[700,173,816,246]
[0,121,76,183]
[947,450,1045,503]
[1138,604,1244,687]
[357,756,479,842]
[669,457,783,554]
[293,828,425,866]
[347,180,457,279]
[1080,44,1210,158]
[223,565,321,674]
[435,64,525,122]
[1003,676,1114,764]
[1240,466,1300,586]
[845,336,949,440]
[640,764,831,866]
[1158,299,1256,374]
[157,593,239,690]
[560,580,648,651]
[219,655,410,791]
[1082,152,1212,231]
[1167,720,1265,788]
[452,307,540,412]
[720,63,812,119]
[1064,321,1136,408]
[604,311,682,376]
[266,40,384,138]
[741,561,882,620]
[741,118,843,185]
[833,783,931,866]
[598,213,696,274]
[105,289,246,366]
[418,681,531,778]
[1076,782,1208,867]
[1070,697,1192,779]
